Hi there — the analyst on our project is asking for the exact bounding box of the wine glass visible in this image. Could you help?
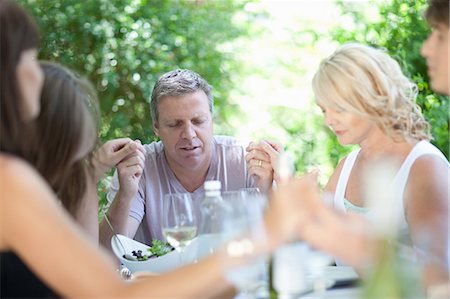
[239,187,260,196]
[239,187,268,209]
[221,192,269,299]
[223,188,265,209]
[162,193,197,266]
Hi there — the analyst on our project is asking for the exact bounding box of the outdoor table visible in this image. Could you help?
[298,266,361,299]
[298,286,362,299]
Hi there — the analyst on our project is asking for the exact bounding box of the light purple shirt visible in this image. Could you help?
[107,135,256,244]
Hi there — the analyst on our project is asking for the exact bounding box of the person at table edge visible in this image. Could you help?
[100,69,282,246]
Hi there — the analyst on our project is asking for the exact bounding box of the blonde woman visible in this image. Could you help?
[311,42,448,286]
[266,1,449,294]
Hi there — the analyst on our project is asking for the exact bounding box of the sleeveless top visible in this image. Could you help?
[333,140,449,246]
[0,251,58,298]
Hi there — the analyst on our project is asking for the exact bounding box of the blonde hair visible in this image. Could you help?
[312,43,431,142]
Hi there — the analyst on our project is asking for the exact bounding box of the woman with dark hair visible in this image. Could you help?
[30,61,145,240]
[0,1,305,297]
[0,0,43,157]
[0,0,52,296]
[33,62,98,216]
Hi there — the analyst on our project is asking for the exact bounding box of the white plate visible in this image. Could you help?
[112,234,181,273]
[111,234,221,274]
[319,266,359,282]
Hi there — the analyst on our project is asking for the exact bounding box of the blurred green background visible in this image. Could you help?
[19,0,449,207]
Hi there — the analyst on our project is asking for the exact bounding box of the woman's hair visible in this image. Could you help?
[312,43,431,142]
[0,0,39,156]
[31,62,100,215]
[425,0,449,27]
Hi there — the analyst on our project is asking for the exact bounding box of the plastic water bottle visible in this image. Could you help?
[197,180,231,258]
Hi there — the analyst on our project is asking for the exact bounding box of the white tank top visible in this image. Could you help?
[334,140,449,246]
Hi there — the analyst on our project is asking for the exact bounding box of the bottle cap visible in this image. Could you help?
[204,180,221,191]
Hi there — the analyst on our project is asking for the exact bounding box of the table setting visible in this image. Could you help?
[109,186,365,299]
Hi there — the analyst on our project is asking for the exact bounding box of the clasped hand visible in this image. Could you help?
[245,139,283,192]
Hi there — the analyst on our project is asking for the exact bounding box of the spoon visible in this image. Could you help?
[103,215,137,261]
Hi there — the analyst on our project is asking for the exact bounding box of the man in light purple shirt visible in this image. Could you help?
[100,69,281,246]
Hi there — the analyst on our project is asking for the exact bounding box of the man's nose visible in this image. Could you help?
[181,123,196,139]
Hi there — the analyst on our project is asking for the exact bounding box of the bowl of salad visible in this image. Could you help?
[112,234,185,273]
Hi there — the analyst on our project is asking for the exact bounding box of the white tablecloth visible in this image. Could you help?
[299,266,361,299]
[298,287,362,299]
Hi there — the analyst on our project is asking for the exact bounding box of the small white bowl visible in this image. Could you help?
[112,234,226,273]
[111,234,180,273]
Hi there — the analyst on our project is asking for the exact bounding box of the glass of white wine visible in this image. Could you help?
[162,193,197,266]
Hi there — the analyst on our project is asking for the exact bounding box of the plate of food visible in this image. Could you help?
[111,234,230,273]
[111,234,183,273]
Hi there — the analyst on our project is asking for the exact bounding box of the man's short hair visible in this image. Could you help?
[425,0,449,26]
[150,69,213,123]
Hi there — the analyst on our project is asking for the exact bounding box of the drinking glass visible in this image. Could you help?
[239,187,268,209]
[239,187,260,196]
[221,190,244,202]
[162,193,197,265]
[273,242,308,298]
[221,192,269,299]
[223,188,265,209]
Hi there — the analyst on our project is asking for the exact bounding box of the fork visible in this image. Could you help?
[118,266,133,280]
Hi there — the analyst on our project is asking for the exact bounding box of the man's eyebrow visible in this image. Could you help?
[162,119,180,124]
[193,115,208,119]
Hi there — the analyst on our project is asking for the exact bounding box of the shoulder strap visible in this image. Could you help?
[394,140,449,194]
[334,149,361,211]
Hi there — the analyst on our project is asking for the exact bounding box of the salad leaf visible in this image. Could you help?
[148,239,174,257]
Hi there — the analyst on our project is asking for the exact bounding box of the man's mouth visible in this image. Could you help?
[181,146,200,151]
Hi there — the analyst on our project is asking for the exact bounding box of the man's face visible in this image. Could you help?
[153,90,214,172]
[421,23,449,95]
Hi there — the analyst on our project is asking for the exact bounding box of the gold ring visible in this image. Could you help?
[258,160,262,167]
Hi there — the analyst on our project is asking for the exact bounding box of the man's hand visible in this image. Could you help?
[245,140,283,192]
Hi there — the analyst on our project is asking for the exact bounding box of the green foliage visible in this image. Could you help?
[332,0,449,158]
[19,0,252,144]
[18,0,447,197]
[363,240,423,299]
[18,0,254,210]
[260,105,354,185]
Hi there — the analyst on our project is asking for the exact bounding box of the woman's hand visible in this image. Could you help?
[264,173,321,251]
[91,138,145,182]
[116,143,146,200]
[245,140,283,192]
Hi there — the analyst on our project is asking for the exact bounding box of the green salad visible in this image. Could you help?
[149,239,174,257]
[130,239,174,261]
